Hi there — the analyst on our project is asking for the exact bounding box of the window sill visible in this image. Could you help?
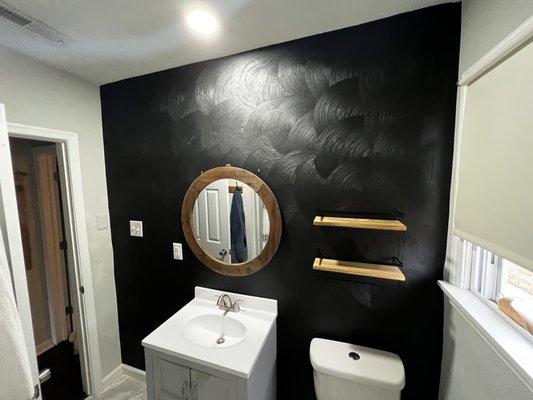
[439,280,533,391]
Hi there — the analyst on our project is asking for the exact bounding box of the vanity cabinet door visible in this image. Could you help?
[191,369,238,400]
[153,358,190,400]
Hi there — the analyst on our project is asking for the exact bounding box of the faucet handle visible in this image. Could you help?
[232,299,244,312]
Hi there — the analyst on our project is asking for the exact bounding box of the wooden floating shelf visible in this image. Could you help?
[313,258,406,282]
[313,216,407,231]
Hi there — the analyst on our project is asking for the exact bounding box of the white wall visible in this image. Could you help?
[0,45,121,377]
[439,300,531,400]
[440,1,533,399]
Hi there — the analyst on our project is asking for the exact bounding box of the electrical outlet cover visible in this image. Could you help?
[130,220,143,237]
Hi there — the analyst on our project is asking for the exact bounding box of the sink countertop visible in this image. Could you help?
[142,286,277,378]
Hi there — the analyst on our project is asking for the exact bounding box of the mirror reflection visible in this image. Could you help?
[192,179,270,263]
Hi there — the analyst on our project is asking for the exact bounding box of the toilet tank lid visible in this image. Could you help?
[310,338,405,391]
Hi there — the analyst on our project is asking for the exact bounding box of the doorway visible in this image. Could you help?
[10,138,86,400]
[1,108,103,399]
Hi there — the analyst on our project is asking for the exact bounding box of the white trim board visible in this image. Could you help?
[459,15,533,86]
[122,364,146,381]
[101,364,123,390]
[7,122,104,395]
[443,86,467,287]
[100,364,146,394]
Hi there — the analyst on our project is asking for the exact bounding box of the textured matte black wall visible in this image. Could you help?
[101,4,460,399]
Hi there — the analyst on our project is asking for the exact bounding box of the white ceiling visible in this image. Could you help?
[0,0,453,85]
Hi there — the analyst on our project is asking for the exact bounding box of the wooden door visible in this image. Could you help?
[33,145,71,344]
[10,140,52,355]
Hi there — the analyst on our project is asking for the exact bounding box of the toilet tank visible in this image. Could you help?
[310,338,405,400]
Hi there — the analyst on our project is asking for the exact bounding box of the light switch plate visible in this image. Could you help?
[173,243,183,260]
[96,213,109,230]
[130,220,143,237]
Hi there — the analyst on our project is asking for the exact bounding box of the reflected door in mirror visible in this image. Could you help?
[192,179,231,262]
[192,179,269,264]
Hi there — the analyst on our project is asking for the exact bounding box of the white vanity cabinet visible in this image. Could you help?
[142,287,277,400]
[146,349,240,400]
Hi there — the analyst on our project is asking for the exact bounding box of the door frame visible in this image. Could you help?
[7,121,103,397]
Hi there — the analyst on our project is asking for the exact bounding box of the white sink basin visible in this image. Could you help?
[184,314,247,348]
[142,287,277,378]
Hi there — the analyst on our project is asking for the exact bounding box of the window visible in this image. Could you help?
[500,258,533,299]
[457,238,533,338]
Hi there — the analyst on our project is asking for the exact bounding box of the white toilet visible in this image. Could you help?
[310,338,405,400]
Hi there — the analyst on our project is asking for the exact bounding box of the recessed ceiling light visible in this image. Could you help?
[186,9,219,35]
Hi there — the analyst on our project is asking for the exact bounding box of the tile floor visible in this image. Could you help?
[97,375,147,400]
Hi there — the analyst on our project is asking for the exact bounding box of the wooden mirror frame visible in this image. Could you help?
[181,165,282,276]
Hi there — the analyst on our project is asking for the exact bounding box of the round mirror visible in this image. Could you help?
[182,165,282,276]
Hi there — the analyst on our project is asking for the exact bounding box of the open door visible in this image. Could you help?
[33,145,71,346]
[0,104,41,398]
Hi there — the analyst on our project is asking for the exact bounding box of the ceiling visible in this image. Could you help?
[0,0,454,85]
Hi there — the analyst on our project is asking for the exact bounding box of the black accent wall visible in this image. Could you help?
[101,4,460,399]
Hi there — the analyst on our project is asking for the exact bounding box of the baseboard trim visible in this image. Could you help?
[101,363,123,390]
[122,364,146,382]
[99,363,146,395]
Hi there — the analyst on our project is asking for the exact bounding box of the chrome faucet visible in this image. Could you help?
[216,294,243,315]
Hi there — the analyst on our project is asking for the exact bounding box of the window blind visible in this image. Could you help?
[454,41,533,273]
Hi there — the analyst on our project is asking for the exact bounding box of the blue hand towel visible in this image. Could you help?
[230,190,248,263]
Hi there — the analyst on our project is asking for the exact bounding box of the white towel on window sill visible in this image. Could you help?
[0,228,34,400]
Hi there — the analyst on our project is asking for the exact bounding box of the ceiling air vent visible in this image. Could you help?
[0,3,31,26]
[0,1,72,46]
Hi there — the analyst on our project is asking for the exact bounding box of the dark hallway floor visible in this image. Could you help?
[37,341,86,400]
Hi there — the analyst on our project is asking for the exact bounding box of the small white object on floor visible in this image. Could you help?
[98,375,147,400]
